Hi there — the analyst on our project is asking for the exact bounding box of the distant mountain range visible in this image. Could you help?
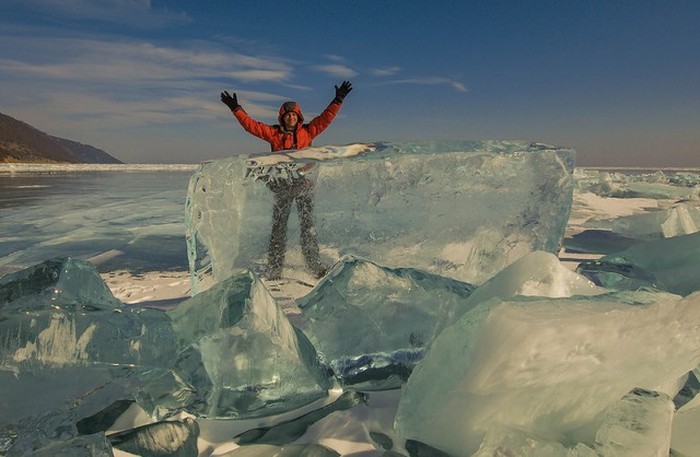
[0,112,122,164]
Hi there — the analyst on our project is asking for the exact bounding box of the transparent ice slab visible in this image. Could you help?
[185,141,574,293]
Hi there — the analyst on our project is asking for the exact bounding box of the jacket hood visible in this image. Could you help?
[278,101,304,125]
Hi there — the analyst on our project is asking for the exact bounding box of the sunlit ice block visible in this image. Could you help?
[394,290,700,456]
[472,388,674,457]
[185,141,575,293]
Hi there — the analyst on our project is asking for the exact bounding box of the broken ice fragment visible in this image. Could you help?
[164,270,331,419]
[576,257,663,292]
[0,257,121,311]
[0,257,177,369]
[296,256,475,389]
[576,231,700,296]
[395,290,700,456]
[461,251,603,311]
[674,370,700,410]
[107,417,198,457]
[594,388,674,457]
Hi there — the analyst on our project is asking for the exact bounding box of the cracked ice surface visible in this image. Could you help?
[185,141,575,293]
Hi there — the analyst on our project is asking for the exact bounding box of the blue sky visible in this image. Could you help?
[0,1,698,166]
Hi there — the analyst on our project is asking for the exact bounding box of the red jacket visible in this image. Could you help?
[232,100,342,152]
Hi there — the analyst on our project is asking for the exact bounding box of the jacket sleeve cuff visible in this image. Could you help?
[332,97,344,105]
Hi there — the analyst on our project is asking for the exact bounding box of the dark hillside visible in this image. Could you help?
[0,112,121,163]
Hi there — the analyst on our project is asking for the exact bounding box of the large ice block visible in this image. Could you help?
[295,255,475,389]
[163,270,331,419]
[185,141,574,292]
[394,290,700,456]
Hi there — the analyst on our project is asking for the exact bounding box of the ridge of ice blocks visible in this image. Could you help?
[394,289,700,456]
[161,270,331,419]
[295,255,476,390]
[0,257,176,369]
[582,202,699,240]
[185,141,575,293]
[574,169,700,200]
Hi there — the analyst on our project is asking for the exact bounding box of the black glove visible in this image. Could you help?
[334,81,352,103]
[221,91,240,111]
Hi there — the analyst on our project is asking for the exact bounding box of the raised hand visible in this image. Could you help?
[220,91,240,111]
[334,81,353,102]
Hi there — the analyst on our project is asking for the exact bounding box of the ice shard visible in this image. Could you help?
[594,388,674,457]
[460,251,603,310]
[0,257,177,369]
[0,258,178,454]
[394,290,700,457]
[162,270,331,419]
[295,256,475,389]
[185,141,574,292]
[576,231,700,296]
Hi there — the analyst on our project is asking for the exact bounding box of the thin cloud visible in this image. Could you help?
[9,0,190,28]
[0,31,295,132]
[370,66,401,77]
[0,35,293,83]
[387,77,468,93]
[312,64,358,78]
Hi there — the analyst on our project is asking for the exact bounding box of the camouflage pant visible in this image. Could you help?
[266,177,324,277]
